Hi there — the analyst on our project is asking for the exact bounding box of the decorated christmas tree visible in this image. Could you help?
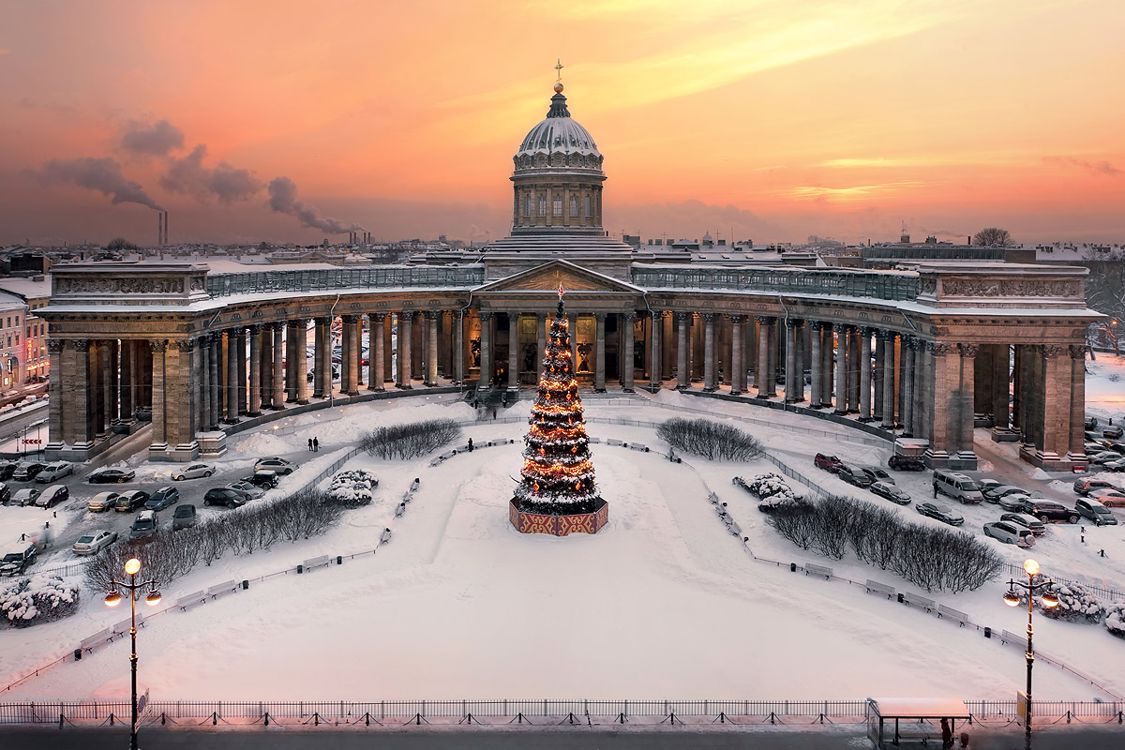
[512,290,604,517]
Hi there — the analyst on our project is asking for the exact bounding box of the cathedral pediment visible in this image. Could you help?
[475,259,641,295]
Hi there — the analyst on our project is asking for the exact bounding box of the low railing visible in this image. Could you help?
[631,266,921,301]
[1001,562,1124,604]
[206,266,486,298]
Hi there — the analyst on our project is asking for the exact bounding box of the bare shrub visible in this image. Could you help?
[361,419,461,460]
[657,418,763,461]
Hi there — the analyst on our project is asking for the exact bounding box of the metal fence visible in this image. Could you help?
[1001,563,1124,604]
[631,266,921,301]
[206,266,485,298]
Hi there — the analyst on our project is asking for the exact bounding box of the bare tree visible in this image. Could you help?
[361,419,461,460]
[972,227,1013,247]
[657,418,763,461]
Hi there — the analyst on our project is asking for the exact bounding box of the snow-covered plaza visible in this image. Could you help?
[3,384,1124,702]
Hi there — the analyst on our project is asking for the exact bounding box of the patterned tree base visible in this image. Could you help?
[509,498,609,536]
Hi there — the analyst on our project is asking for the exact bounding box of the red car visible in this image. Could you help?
[815,453,844,473]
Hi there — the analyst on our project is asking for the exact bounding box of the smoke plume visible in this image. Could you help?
[39,157,162,210]
[120,119,185,157]
[268,176,363,234]
[161,144,262,204]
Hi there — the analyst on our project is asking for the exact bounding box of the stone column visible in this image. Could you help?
[857,327,872,420]
[354,317,364,386]
[119,340,135,421]
[914,341,932,442]
[508,312,520,391]
[873,333,884,419]
[383,314,394,384]
[89,341,104,436]
[833,324,847,414]
[294,320,310,404]
[992,345,1010,430]
[149,340,170,449]
[881,331,896,427]
[209,334,222,425]
[319,317,333,397]
[284,323,297,402]
[198,337,210,430]
[247,325,262,416]
[477,311,491,390]
[70,339,95,446]
[1040,345,1071,460]
[594,312,607,392]
[345,315,361,395]
[691,314,704,382]
[661,312,674,380]
[649,310,663,392]
[820,324,833,407]
[340,315,352,393]
[411,315,423,381]
[958,344,978,455]
[107,340,120,424]
[809,322,822,406]
[225,330,240,421]
[622,312,636,392]
[901,338,916,435]
[676,312,690,389]
[1068,345,1086,459]
[270,323,285,410]
[536,313,547,379]
[397,311,414,388]
[730,315,744,396]
[702,313,717,392]
[369,313,385,391]
[236,329,248,414]
[47,339,65,447]
[784,319,798,402]
[312,319,325,398]
[453,312,465,384]
[928,343,958,461]
[756,317,771,397]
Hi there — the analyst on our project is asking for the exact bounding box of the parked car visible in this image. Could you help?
[1102,459,1125,472]
[1075,497,1118,526]
[870,481,911,505]
[129,510,159,541]
[242,470,279,489]
[87,491,121,513]
[859,466,895,484]
[172,503,198,530]
[838,465,875,488]
[1084,416,1099,431]
[254,457,296,475]
[11,487,40,506]
[982,485,1032,503]
[1085,441,1108,455]
[1073,477,1120,496]
[998,493,1032,512]
[1089,488,1125,508]
[114,490,150,513]
[0,544,38,576]
[1104,424,1124,440]
[0,482,9,505]
[34,484,69,508]
[171,463,215,481]
[915,502,964,526]
[933,470,984,504]
[888,455,926,471]
[1088,451,1121,466]
[0,461,17,481]
[1000,513,1046,536]
[72,529,118,556]
[983,521,1036,547]
[815,453,844,473]
[11,462,46,481]
[88,467,136,484]
[1021,499,1080,524]
[1104,441,1125,455]
[977,478,1002,493]
[145,486,180,511]
[203,487,249,508]
[228,481,265,499]
[35,462,73,483]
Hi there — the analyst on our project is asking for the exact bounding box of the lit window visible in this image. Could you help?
[553,195,562,217]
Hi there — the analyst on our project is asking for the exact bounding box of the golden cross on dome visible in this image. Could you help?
[555,58,564,82]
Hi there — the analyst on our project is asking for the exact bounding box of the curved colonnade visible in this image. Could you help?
[39,259,1098,471]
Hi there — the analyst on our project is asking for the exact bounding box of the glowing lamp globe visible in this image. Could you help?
[104,590,123,608]
[1003,590,1021,607]
[145,590,162,607]
[1040,591,1060,609]
[1023,559,1040,576]
[124,558,142,576]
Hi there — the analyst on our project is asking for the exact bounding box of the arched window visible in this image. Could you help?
[538,195,546,216]
[553,195,563,217]
[570,195,578,216]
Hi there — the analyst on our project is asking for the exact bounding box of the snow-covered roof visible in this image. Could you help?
[869,698,970,718]
[0,275,51,300]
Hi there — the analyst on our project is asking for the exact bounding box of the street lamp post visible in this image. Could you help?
[104,558,162,750]
[1002,558,1060,750]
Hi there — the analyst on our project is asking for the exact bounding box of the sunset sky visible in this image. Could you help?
[2,0,1124,246]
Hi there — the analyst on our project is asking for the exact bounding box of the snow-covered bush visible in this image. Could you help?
[1105,602,1125,639]
[362,419,461,460]
[327,469,377,507]
[1039,581,1104,624]
[657,418,762,461]
[1,575,80,628]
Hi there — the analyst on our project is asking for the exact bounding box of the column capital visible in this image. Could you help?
[832,322,847,333]
[877,328,896,341]
[860,326,875,337]
[594,311,607,322]
[622,311,636,322]
[1042,344,1066,359]
[729,314,744,324]
[72,338,90,351]
[756,315,773,325]
[784,317,800,329]
[370,311,386,323]
[426,310,440,321]
[958,343,979,358]
[930,341,953,356]
[175,339,194,352]
[341,314,356,324]
[677,311,690,323]
[399,310,415,321]
[248,324,261,335]
[702,312,715,322]
[478,310,492,322]
[47,338,66,353]
[149,339,168,353]
[1069,343,1086,359]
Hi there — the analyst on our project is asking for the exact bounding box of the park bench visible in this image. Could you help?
[628,443,649,452]
[902,592,936,613]
[937,605,969,626]
[175,591,207,612]
[804,563,833,580]
[865,580,896,599]
[607,438,624,446]
[110,613,143,635]
[301,555,332,572]
[1000,629,1025,647]
[207,580,239,600]
[79,628,113,653]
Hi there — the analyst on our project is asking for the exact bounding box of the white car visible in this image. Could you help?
[255,457,296,475]
[35,462,73,483]
[12,487,40,506]
[72,529,118,556]
[228,481,265,499]
[983,520,1035,548]
[997,494,1031,512]
[171,463,215,481]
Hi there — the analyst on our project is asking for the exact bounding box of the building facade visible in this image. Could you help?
[39,84,1101,471]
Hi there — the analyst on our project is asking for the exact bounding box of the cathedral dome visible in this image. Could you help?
[514,87,603,170]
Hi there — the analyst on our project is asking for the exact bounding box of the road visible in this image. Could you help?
[0,401,49,457]
[2,446,313,571]
[1,726,1123,749]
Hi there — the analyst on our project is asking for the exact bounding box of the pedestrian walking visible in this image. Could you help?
[467,437,474,452]
[958,731,970,748]
[940,718,953,749]
[933,483,938,499]
[313,436,319,452]
[308,438,313,452]
[492,406,497,419]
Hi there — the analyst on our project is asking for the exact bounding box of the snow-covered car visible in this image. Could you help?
[0,544,38,576]
[34,461,73,483]
[11,462,46,481]
[983,521,1035,547]
[128,510,159,541]
[172,503,197,530]
[888,455,926,471]
[1089,488,1125,508]
[203,487,249,508]
[814,453,843,473]
[34,484,69,508]
[982,485,1031,503]
[999,512,1046,536]
[998,493,1032,512]
[859,466,895,484]
[114,490,149,512]
[228,481,265,499]
[1073,477,1120,496]
[977,478,1002,494]
[0,482,9,505]
[838,465,874,488]
[915,502,964,526]
[11,487,40,506]
[87,491,121,513]
[145,486,180,511]
[1022,499,1080,523]
[254,457,296,475]
[1088,451,1121,465]
[1075,498,1117,526]
[171,463,214,481]
[1104,425,1125,440]
[88,467,135,484]
[1102,458,1125,472]
[869,481,910,505]
[72,529,118,556]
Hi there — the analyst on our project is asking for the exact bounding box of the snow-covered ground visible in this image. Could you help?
[1085,352,1125,423]
[1,392,1123,702]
